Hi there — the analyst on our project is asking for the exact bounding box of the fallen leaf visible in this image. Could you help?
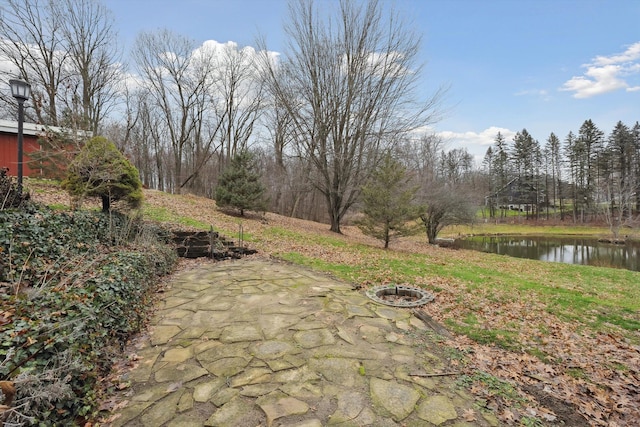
[462,408,476,421]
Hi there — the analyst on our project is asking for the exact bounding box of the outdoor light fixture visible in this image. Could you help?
[9,79,31,193]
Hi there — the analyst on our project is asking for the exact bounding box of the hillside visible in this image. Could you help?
[29,182,640,426]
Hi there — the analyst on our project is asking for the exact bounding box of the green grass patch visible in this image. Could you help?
[279,252,358,278]
[265,226,350,248]
[48,203,70,211]
[457,370,523,402]
[445,222,617,238]
[526,347,552,364]
[142,204,235,234]
[446,316,519,350]
[566,367,587,379]
[273,221,639,346]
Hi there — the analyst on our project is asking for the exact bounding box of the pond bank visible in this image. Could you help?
[453,234,640,271]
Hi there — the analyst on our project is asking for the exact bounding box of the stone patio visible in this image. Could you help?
[109,258,498,426]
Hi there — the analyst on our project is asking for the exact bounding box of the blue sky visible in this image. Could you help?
[105,0,640,161]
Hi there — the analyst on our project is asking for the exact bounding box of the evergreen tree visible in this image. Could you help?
[356,154,418,249]
[511,129,540,218]
[492,132,510,217]
[564,131,587,222]
[545,132,564,219]
[62,136,142,212]
[215,151,267,216]
[632,122,640,213]
[607,121,634,220]
[482,146,496,218]
[577,119,605,213]
[512,129,538,180]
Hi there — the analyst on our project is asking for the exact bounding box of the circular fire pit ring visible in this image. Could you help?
[366,284,434,308]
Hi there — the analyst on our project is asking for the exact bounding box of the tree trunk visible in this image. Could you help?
[328,192,343,234]
[384,226,390,249]
[101,195,110,212]
[329,215,342,234]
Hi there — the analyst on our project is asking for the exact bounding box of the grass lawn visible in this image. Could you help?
[28,183,640,425]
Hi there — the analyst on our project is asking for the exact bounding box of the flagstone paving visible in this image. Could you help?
[110,258,498,426]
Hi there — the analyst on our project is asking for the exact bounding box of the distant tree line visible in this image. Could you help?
[483,119,640,232]
[0,0,450,232]
[2,0,636,236]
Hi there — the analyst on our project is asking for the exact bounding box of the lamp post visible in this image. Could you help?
[9,79,31,194]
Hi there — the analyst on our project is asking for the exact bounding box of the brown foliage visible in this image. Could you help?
[30,186,640,426]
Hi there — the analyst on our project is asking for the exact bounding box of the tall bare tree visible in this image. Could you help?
[261,0,443,233]
[0,0,67,125]
[132,30,214,192]
[57,0,121,133]
[131,35,268,194]
[0,0,120,132]
[214,43,266,168]
[399,133,443,185]
[262,96,315,216]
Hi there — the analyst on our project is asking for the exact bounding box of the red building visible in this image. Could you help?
[0,120,91,179]
[0,119,45,177]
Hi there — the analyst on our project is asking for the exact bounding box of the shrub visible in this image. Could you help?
[62,136,143,213]
[0,206,176,425]
[0,167,30,210]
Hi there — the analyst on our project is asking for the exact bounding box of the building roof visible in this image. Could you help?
[0,119,91,138]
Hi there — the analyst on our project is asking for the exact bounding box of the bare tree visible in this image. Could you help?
[399,133,444,184]
[132,30,213,192]
[214,43,266,168]
[131,35,268,194]
[418,184,476,244]
[260,0,443,233]
[0,0,67,125]
[399,134,476,243]
[0,0,120,132]
[260,89,321,218]
[57,0,121,134]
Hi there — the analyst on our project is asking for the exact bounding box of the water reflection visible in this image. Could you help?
[453,236,640,271]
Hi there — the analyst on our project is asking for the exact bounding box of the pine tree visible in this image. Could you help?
[356,154,418,249]
[510,129,543,218]
[578,119,605,214]
[482,146,496,218]
[492,132,510,217]
[545,132,564,219]
[632,122,640,213]
[564,131,587,222]
[215,151,267,216]
[607,121,634,221]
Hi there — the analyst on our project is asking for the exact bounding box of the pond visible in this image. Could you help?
[453,235,640,272]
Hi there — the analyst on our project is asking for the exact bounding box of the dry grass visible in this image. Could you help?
[27,182,640,426]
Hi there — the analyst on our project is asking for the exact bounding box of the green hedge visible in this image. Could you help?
[0,207,177,425]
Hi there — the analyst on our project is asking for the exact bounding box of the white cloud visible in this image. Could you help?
[561,42,640,98]
[438,126,516,149]
[515,89,548,97]
[0,55,17,75]
[593,41,640,66]
[514,88,551,101]
[429,126,517,165]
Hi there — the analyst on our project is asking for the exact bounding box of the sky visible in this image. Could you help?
[105,0,640,162]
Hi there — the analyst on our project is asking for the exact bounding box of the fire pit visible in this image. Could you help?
[366,284,434,308]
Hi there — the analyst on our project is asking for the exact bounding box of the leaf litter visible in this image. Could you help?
[30,185,640,426]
